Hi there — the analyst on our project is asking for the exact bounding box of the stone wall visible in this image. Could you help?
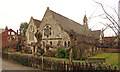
[26,19,38,45]
[39,9,70,49]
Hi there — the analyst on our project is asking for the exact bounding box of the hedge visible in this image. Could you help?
[10,54,32,66]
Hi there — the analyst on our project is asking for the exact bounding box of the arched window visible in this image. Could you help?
[64,41,67,48]
[50,41,52,45]
[29,26,34,41]
[12,36,16,40]
[7,37,11,42]
[29,31,34,41]
[43,41,45,47]
[43,25,52,38]
[68,41,70,47]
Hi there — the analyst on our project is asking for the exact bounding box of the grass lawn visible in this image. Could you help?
[89,53,120,69]
[40,56,85,63]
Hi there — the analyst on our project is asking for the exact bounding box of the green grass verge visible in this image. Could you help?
[89,53,120,69]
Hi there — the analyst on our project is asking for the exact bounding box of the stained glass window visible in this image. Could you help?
[44,25,52,38]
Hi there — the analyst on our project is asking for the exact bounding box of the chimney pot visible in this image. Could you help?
[5,26,8,30]
[17,30,18,35]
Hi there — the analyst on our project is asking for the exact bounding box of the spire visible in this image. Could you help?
[83,15,89,29]
[46,7,50,12]
[47,7,49,10]
[31,16,33,19]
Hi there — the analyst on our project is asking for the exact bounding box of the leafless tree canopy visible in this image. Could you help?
[93,0,120,36]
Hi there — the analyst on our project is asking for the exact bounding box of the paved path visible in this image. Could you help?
[0,57,40,71]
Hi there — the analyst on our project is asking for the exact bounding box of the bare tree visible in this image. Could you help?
[92,0,120,48]
[93,0,120,37]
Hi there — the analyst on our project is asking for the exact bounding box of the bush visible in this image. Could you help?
[24,50,28,54]
[10,54,32,66]
[41,48,44,55]
[2,47,6,52]
[55,49,69,59]
[45,50,57,57]
[65,49,69,59]
[10,54,17,61]
[82,57,88,60]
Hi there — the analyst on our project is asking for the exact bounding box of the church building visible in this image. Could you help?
[26,7,103,58]
[39,7,100,48]
[25,17,41,53]
[39,8,103,57]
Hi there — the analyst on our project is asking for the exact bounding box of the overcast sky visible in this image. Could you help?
[0,0,119,36]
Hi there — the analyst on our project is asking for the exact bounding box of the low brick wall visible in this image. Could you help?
[87,58,105,64]
[106,48,120,53]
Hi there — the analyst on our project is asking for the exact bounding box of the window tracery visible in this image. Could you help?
[43,25,52,38]
[29,25,34,41]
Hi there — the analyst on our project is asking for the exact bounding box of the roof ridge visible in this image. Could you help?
[32,18,41,28]
[1,29,14,34]
[50,10,84,27]
[33,18,41,22]
[44,8,101,39]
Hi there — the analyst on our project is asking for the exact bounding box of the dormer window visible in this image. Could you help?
[11,32,15,35]
[8,31,10,35]
[29,31,34,41]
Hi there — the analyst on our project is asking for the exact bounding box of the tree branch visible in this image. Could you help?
[93,0,120,36]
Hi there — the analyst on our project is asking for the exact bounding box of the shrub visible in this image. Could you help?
[41,48,44,55]
[45,50,57,57]
[82,57,88,60]
[65,49,69,59]
[24,50,28,54]
[2,47,6,52]
[55,49,69,59]
[10,54,17,61]
[10,54,32,66]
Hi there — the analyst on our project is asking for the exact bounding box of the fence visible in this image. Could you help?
[2,52,119,71]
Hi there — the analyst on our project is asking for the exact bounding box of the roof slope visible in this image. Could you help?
[1,29,19,47]
[33,18,41,28]
[49,9,100,39]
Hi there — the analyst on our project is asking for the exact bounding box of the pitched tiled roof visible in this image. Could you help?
[91,30,101,39]
[33,18,41,28]
[1,29,19,47]
[49,9,100,39]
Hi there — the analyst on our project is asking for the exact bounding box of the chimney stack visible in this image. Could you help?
[20,29,21,35]
[5,26,8,31]
[17,30,18,35]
